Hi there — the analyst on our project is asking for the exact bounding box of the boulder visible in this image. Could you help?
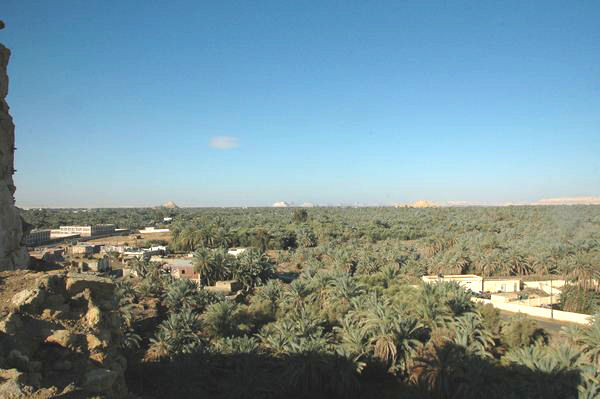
[11,288,46,313]
[0,312,22,334]
[85,304,102,328]
[0,368,33,398]
[7,350,29,372]
[86,334,104,351]
[65,273,114,299]
[45,329,79,350]
[52,360,72,371]
[83,368,118,393]
[35,273,66,294]
[0,270,127,396]
[45,293,66,307]
[0,379,29,398]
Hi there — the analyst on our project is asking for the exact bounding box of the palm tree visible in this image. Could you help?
[213,248,234,280]
[176,225,202,252]
[283,279,313,311]
[504,250,533,276]
[568,250,596,291]
[327,273,365,307]
[296,225,318,248]
[202,300,239,338]
[163,278,201,311]
[130,258,150,278]
[257,322,292,355]
[214,336,261,354]
[231,249,274,291]
[193,248,214,286]
[562,315,600,367]
[334,315,368,373]
[252,279,283,309]
[253,228,272,253]
[411,343,467,399]
[450,312,495,359]
[148,309,203,359]
[475,252,500,293]
[362,297,422,374]
[380,264,401,288]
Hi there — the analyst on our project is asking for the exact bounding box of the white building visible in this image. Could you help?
[59,224,115,237]
[422,274,483,293]
[422,274,522,293]
[227,248,248,257]
[139,227,170,234]
[25,229,51,246]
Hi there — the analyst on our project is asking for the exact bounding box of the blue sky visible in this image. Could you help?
[2,1,600,207]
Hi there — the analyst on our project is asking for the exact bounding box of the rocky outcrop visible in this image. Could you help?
[161,201,179,209]
[0,270,128,397]
[0,21,29,270]
[393,200,440,209]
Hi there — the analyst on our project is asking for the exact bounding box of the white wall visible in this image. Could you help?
[473,298,591,325]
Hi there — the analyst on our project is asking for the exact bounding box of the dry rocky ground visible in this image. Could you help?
[0,270,129,398]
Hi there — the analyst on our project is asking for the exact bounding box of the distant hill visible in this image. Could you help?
[162,201,179,209]
[393,200,439,208]
[533,196,600,205]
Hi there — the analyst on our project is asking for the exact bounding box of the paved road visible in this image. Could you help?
[499,310,579,335]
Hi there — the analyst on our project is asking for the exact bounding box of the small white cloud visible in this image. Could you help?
[210,136,239,150]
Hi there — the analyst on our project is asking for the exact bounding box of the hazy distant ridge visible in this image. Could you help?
[533,196,600,205]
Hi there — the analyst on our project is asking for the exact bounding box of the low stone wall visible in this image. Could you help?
[473,298,592,325]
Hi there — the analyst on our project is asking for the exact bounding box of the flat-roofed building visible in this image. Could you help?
[139,227,170,234]
[160,258,193,268]
[59,224,115,237]
[228,248,248,257]
[80,256,111,273]
[25,229,51,247]
[50,229,81,240]
[422,274,483,293]
[483,277,521,293]
[206,280,242,295]
[170,265,198,280]
[70,244,95,256]
[422,274,522,293]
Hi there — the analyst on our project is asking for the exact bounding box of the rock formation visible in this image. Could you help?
[393,200,440,209]
[0,21,29,270]
[0,270,128,397]
[161,200,179,209]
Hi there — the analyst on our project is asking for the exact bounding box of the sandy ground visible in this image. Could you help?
[85,232,172,246]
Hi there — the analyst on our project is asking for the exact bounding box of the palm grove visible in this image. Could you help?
[22,205,600,398]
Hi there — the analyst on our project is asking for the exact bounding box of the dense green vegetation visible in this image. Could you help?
[118,263,599,398]
[23,205,600,313]
[22,206,600,397]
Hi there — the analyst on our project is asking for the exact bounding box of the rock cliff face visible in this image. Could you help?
[0,22,29,270]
